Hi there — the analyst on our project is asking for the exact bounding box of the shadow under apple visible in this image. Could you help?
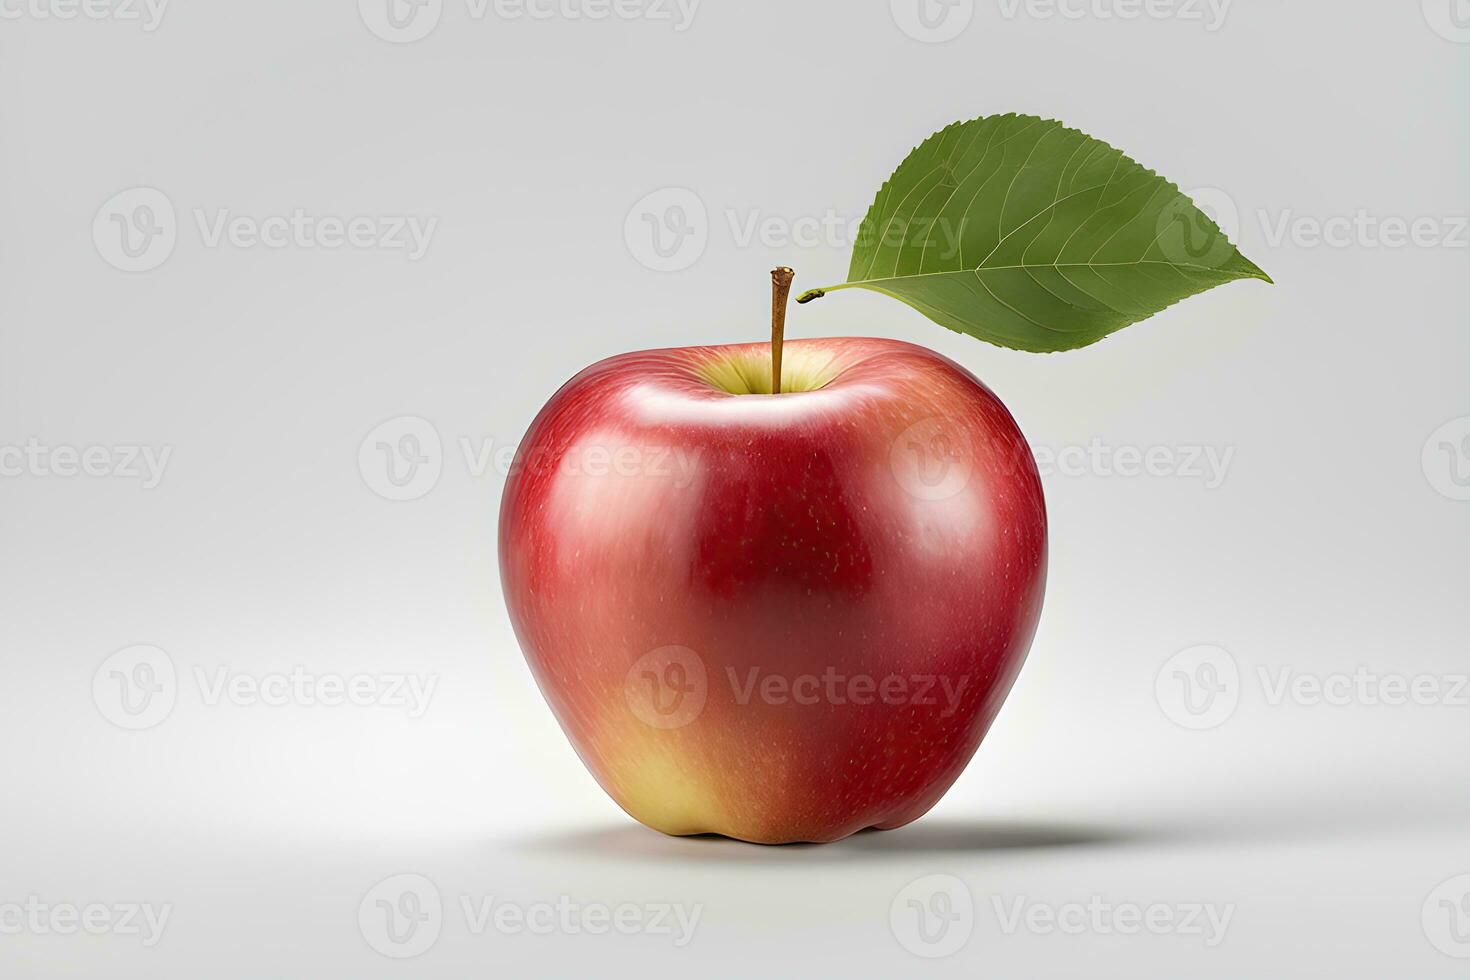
[514,818,1155,864]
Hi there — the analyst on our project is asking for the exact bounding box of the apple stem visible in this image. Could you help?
[770,267,795,395]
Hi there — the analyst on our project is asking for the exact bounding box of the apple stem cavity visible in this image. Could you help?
[770,266,795,395]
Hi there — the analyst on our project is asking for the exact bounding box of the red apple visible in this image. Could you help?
[499,336,1046,844]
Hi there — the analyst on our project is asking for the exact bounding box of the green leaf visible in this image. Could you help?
[797,114,1271,353]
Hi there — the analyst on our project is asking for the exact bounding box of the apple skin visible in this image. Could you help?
[499,337,1046,844]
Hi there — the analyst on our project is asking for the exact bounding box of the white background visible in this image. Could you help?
[2,0,1468,976]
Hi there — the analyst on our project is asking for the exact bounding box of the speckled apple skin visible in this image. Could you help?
[499,338,1047,844]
